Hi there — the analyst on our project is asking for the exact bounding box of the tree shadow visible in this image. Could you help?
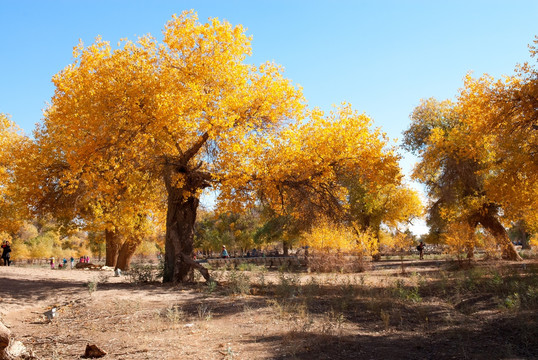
[241,310,538,360]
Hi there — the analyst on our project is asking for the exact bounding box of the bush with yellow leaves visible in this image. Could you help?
[301,219,374,272]
[442,222,478,262]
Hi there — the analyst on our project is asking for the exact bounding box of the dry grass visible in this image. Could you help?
[1,257,537,359]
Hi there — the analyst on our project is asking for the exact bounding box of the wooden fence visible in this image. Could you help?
[206,256,302,269]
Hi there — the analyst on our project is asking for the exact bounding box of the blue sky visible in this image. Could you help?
[1,0,537,233]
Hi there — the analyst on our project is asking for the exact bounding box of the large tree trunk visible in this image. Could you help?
[116,240,138,271]
[517,221,530,250]
[105,228,121,267]
[163,184,210,283]
[479,214,522,261]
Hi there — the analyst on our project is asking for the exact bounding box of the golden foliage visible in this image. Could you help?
[457,71,538,226]
[15,12,417,276]
[381,231,415,254]
[442,222,477,260]
[33,10,304,233]
[405,46,537,257]
[0,113,28,232]
[300,218,376,256]
[221,103,403,224]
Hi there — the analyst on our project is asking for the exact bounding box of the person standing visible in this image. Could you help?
[221,245,229,259]
[417,241,425,260]
[1,241,12,266]
[70,256,75,269]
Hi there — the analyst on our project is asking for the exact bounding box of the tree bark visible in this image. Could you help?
[163,182,210,283]
[105,228,121,267]
[479,214,522,261]
[466,244,475,259]
[116,240,139,271]
[517,221,530,250]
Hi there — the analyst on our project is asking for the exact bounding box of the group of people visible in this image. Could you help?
[50,255,89,269]
[1,241,12,266]
[1,241,95,269]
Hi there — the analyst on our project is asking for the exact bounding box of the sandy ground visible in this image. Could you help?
[1,259,537,359]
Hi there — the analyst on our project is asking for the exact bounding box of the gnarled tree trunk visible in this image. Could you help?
[116,240,139,271]
[105,228,121,267]
[479,214,522,261]
[163,166,211,283]
[517,221,530,250]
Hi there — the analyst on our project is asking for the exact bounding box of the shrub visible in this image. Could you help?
[276,271,300,298]
[227,269,251,295]
[442,222,477,262]
[301,219,371,273]
[162,305,185,323]
[237,262,258,271]
[392,279,422,302]
[128,264,160,283]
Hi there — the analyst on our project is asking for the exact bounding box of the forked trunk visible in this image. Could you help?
[479,214,522,261]
[105,228,121,267]
[116,240,138,271]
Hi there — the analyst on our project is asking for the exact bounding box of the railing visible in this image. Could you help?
[205,256,302,268]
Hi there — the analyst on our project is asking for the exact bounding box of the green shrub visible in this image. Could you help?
[128,264,160,283]
[392,279,422,302]
[227,269,251,295]
[276,271,300,298]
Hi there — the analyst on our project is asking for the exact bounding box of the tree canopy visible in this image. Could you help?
[0,114,27,234]
[29,11,412,281]
[403,36,538,259]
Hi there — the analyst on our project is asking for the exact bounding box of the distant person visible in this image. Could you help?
[50,257,55,269]
[221,245,229,259]
[417,241,425,260]
[1,241,12,266]
[70,256,75,269]
[63,258,68,268]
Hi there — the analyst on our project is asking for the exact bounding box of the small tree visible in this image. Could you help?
[442,222,477,264]
[301,219,375,272]
[391,232,415,273]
